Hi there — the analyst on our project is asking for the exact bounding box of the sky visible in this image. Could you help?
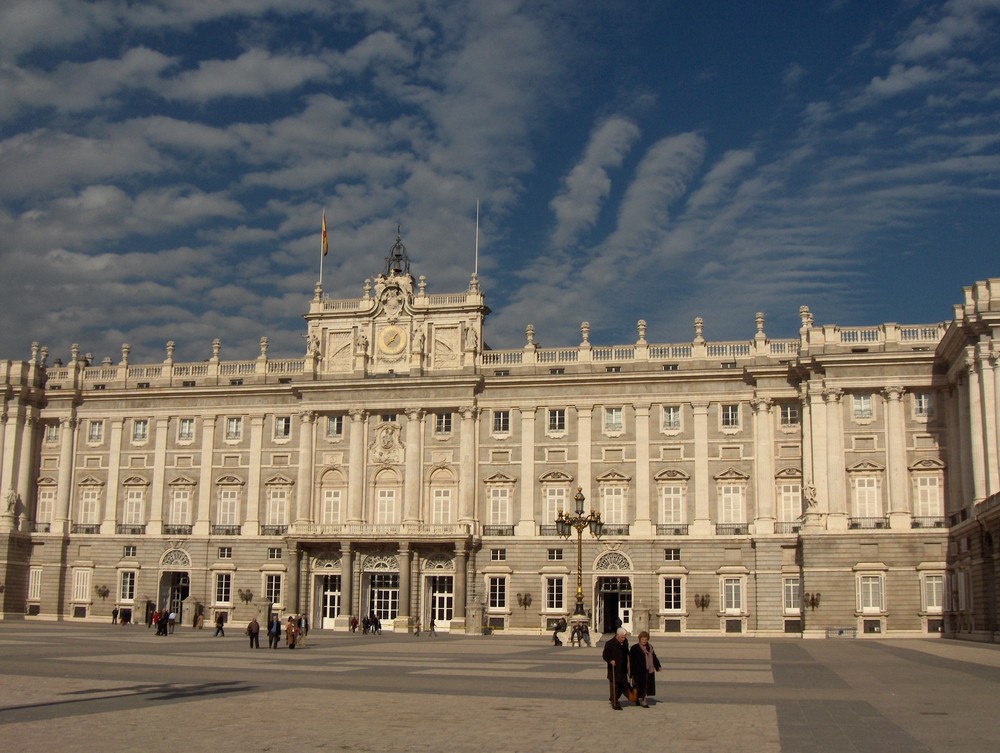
[1,0,999,364]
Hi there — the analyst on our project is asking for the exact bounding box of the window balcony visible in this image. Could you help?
[482,525,514,536]
[656,523,689,536]
[34,523,51,533]
[911,517,946,529]
[602,524,630,536]
[163,524,193,535]
[261,525,288,536]
[538,525,559,536]
[849,517,888,530]
[715,523,749,535]
[775,521,802,534]
[116,524,146,535]
[71,524,101,534]
[211,524,242,536]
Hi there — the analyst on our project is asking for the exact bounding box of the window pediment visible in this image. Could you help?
[714,467,749,481]
[539,470,574,484]
[215,474,244,486]
[596,469,632,483]
[264,473,295,486]
[484,472,517,485]
[847,459,884,473]
[122,475,149,487]
[168,474,197,487]
[909,457,945,471]
[79,475,104,487]
[36,475,57,486]
[774,467,802,479]
[654,468,690,481]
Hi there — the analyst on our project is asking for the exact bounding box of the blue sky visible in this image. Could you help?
[1,0,998,363]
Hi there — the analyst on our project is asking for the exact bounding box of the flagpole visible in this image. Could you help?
[319,210,327,287]
[475,199,480,276]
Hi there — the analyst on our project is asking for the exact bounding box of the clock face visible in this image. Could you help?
[378,325,407,355]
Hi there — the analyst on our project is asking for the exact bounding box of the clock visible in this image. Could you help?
[378,325,407,355]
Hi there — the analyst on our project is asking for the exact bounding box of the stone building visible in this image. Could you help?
[0,235,997,639]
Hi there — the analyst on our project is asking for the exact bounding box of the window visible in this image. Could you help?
[783,577,801,613]
[321,489,342,525]
[73,569,91,602]
[489,487,510,525]
[178,418,195,441]
[660,485,685,524]
[604,407,623,433]
[123,545,137,557]
[266,487,289,527]
[488,577,507,609]
[274,416,291,439]
[432,488,452,524]
[544,487,567,525]
[719,485,745,524]
[28,567,42,601]
[663,578,682,611]
[218,547,232,559]
[547,409,566,433]
[606,366,621,373]
[215,573,232,604]
[225,417,243,440]
[37,488,55,526]
[375,489,396,525]
[123,488,145,525]
[79,487,101,524]
[914,393,933,418]
[434,412,453,435]
[780,404,799,427]
[267,547,282,560]
[120,571,136,602]
[217,488,240,525]
[721,404,740,429]
[853,394,873,420]
[853,477,880,518]
[490,548,506,561]
[546,577,564,611]
[601,486,626,524]
[44,423,59,443]
[550,368,564,375]
[88,420,104,443]
[326,415,343,438]
[169,488,191,526]
[857,574,884,613]
[492,410,510,434]
[923,574,943,613]
[913,476,943,518]
[723,578,743,613]
[664,548,681,562]
[265,574,282,604]
[380,414,397,423]
[547,548,563,561]
[779,483,802,522]
[132,419,149,442]
[662,405,681,431]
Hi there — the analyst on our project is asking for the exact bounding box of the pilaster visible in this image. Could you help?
[691,402,712,536]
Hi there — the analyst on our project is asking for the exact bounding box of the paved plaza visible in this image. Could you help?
[1,624,999,753]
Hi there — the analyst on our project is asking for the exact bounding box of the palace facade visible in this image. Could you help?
[1,236,999,639]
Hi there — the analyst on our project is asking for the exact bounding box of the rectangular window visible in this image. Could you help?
[88,420,104,443]
[924,574,943,613]
[218,547,232,559]
[215,573,232,604]
[266,487,288,526]
[132,419,149,442]
[37,488,55,525]
[326,415,343,438]
[28,567,42,601]
[662,405,681,431]
[381,414,397,423]
[178,418,195,441]
[376,489,396,525]
[120,571,136,602]
[783,577,801,613]
[79,487,101,524]
[664,548,681,561]
[604,407,623,433]
[853,394,873,419]
[664,578,682,611]
[723,577,743,613]
[719,485,744,524]
[432,488,452,524]
[265,574,282,603]
[123,545,137,557]
[73,569,91,602]
[489,487,510,525]
[779,483,802,522]
[913,476,943,518]
[274,416,291,439]
[492,410,510,434]
[490,548,506,561]
[169,488,191,525]
[434,412,453,435]
[547,548,563,561]
[660,485,684,524]
[601,486,626,524]
[225,417,243,440]
[45,423,60,443]
[914,393,933,418]
[858,575,884,613]
[321,489,342,525]
[854,477,880,518]
[123,488,144,525]
[267,547,282,560]
[721,404,740,429]
[217,488,240,525]
[546,577,564,611]
[488,577,507,609]
[547,408,566,433]
[544,487,567,525]
[780,404,799,426]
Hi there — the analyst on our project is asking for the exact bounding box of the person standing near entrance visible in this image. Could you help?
[246,616,260,649]
[602,627,630,710]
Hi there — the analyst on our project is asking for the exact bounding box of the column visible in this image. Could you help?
[452,543,467,629]
[194,416,216,536]
[403,409,422,524]
[751,397,775,534]
[966,351,987,502]
[295,411,316,525]
[245,416,265,533]
[691,403,712,536]
[824,389,848,530]
[882,386,911,528]
[147,416,170,535]
[633,403,652,536]
[15,414,37,532]
[993,348,1000,495]
[956,374,976,512]
[347,409,366,523]
[458,407,477,524]
[297,546,308,615]
[54,416,77,533]
[807,386,829,519]
[336,542,354,630]
[0,408,7,496]
[944,385,967,515]
[576,406,593,500]
[396,543,412,629]
[516,407,535,536]
[102,418,125,534]
[0,406,20,497]
[286,543,300,613]
[979,344,999,495]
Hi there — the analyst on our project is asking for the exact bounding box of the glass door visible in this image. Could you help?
[430,575,453,629]
[321,574,341,629]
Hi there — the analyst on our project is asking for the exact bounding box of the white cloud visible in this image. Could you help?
[160,49,331,102]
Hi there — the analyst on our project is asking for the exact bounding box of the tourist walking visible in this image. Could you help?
[628,631,661,707]
[267,614,282,648]
[286,616,300,648]
[213,612,225,637]
[246,616,260,649]
[602,628,630,710]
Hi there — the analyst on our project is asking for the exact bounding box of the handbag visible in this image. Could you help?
[625,678,639,704]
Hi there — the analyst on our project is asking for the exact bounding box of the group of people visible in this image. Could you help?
[151,609,176,636]
[243,614,308,648]
[602,628,662,709]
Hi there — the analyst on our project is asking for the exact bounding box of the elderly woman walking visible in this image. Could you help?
[628,630,662,707]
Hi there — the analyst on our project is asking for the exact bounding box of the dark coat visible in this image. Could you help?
[629,642,662,697]
[603,636,630,682]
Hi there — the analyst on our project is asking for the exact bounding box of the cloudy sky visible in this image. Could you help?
[2,0,998,364]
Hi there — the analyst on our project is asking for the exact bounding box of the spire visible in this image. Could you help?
[384,225,411,276]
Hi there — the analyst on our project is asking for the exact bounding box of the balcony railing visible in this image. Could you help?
[163,524,193,535]
[775,521,802,534]
[115,524,146,535]
[538,525,559,536]
[602,524,630,536]
[71,524,101,534]
[211,524,242,536]
[911,517,947,529]
[296,522,471,537]
[849,517,888,530]
[482,525,514,536]
[656,524,689,536]
[261,525,289,536]
[716,523,749,535]
[34,523,51,533]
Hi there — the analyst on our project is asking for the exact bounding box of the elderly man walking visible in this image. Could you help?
[602,627,630,710]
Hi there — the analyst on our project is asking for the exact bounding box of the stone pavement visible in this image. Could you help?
[1,623,999,753]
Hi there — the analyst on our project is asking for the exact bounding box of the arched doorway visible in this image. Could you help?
[314,554,343,629]
[158,548,191,623]
[362,551,399,630]
[594,551,633,634]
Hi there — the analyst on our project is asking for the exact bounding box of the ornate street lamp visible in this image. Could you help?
[554,487,604,617]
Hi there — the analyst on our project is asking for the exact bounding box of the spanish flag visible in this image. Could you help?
[322,212,329,256]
